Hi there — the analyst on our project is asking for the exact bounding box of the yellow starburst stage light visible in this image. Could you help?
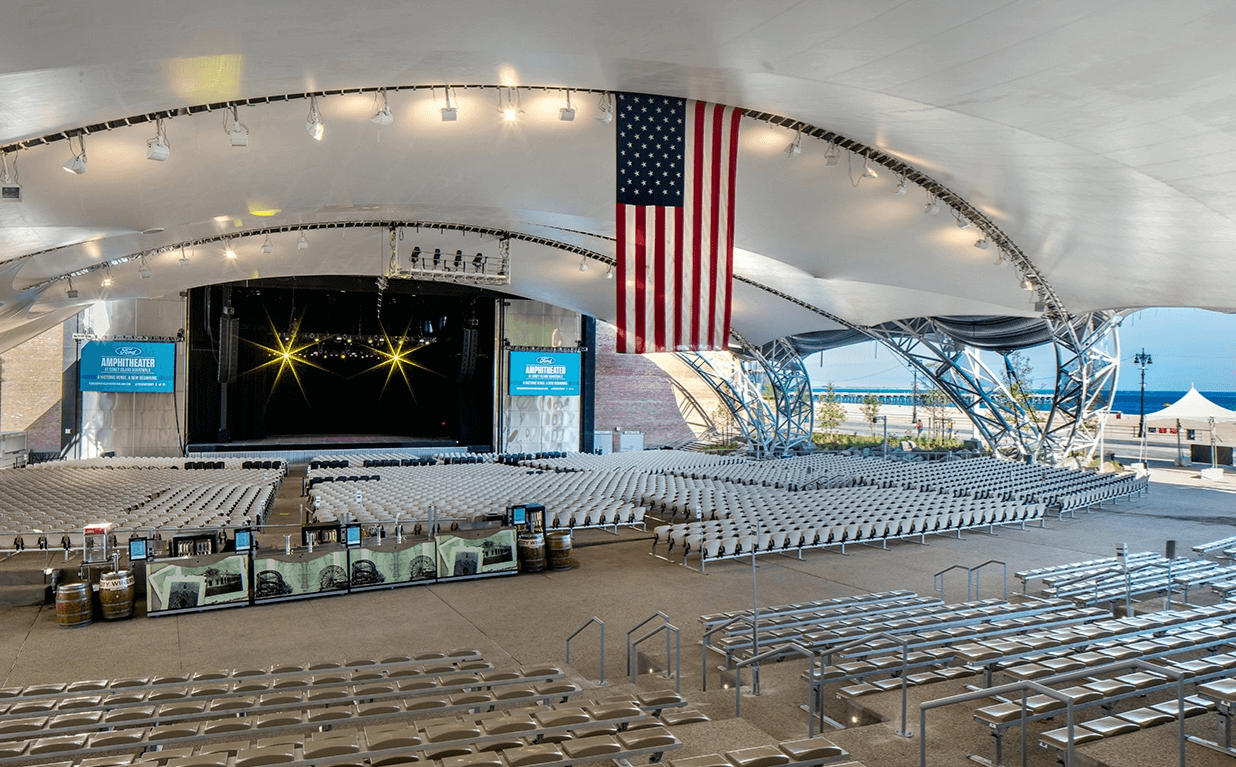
[355,325,440,400]
[244,313,330,405]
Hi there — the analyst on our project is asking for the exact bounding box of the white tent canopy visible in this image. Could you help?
[1144,386,1236,432]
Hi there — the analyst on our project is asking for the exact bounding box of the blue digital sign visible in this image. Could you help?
[80,341,176,392]
[509,350,580,396]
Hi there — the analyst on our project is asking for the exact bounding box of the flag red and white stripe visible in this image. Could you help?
[615,97,742,354]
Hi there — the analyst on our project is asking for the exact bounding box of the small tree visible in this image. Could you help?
[816,383,845,437]
[1000,350,1044,427]
[860,393,881,435]
[921,387,950,440]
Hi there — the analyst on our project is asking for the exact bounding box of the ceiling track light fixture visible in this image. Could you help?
[559,90,576,122]
[225,105,249,147]
[823,144,841,166]
[145,118,170,162]
[297,231,309,250]
[65,278,78,299]
[784,129,802,157]
[441,86,458,122]
[224,240,237,259]
[371,89,394,126]
[0,151,19,202]
[498,88,523,122]
[138,256,151,279]
[956,216,970,230]
[992,251,1005,266]
[606,265,614,279]
[894,176,907,195]
[596,92,614,124]
[179,245,190,266]
[101,265,114,288]
[62,135,87,175]
[261,234,273,253]
[924,196,941,215]
[1020,275,1035,291]
[973,237,990,250]
[578,257,588,272]
[861,157,878,179]
[305,96,324,141]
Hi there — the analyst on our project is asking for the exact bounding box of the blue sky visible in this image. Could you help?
[806,308,1236,392]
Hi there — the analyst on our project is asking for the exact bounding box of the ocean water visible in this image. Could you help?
[815,388,1236,414]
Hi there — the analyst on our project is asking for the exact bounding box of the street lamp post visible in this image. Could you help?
[1134,348,1153,438]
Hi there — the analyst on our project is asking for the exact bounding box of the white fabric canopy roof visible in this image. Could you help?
[1144,386,1236,431]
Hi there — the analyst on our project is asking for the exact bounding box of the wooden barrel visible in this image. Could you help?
[56,583,92,629]
[546,531,572,571]
[99,570,135,620]
[517,533,545,573]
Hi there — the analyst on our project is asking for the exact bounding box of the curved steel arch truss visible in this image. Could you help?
[675,334,813,457]
[862,312,1121,462]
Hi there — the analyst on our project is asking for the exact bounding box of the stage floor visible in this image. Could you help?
[187,434,478,453]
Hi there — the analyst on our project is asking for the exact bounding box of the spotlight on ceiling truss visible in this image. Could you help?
[371,89,394,126]
[441,87,458,122]
[226,106,249,147]
[559,90,576,122]
[305,97,324,141]
[146,118,170,162]
[63,135,87,175]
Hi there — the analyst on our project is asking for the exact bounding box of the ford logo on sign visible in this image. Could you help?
[536,356,556,364]
[115,346,143,356]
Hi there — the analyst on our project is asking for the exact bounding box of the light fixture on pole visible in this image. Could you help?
[226,106,249,147]
[262,235,273,253]
[441,87,458,121]
[595,93,614,123]
[63,135,87,175]
[559,90,576,121]
[371,89,394,126]
[297,231,309,250]
[138,256,151,278]
[498,88,522,122]
[146,118,170,161]
[784,130,802,157]
[1134,348,1153,438]
[305,96,324,140]
[65,278,78,299]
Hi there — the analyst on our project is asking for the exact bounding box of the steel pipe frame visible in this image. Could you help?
[675,333,813,458]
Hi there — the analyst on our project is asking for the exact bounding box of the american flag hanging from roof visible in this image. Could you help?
[614,93,743,354]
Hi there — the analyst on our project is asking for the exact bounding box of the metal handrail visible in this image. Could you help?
[700,615,746,692]
[630,623,681,694]
[969,559,1008,601]
[626,612,670,676]
[732,642,819,738]
[565,617,606,686]
[918,658,1186,767]
[933,563,973,602]
[822,632,911,737]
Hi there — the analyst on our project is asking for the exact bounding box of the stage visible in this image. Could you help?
[187,434,490,458]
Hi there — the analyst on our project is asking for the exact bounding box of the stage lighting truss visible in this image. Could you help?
[277,332,437,360]
[385,231,511,286]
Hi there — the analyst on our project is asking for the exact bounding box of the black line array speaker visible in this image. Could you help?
[218,317,239,384]
[457,328,478,382]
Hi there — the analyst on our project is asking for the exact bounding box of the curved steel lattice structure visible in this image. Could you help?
[675,334,813,457]
[857,313,1121,462]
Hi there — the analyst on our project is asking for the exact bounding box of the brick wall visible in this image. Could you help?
[593,322,695,448]
[1,326,63,453]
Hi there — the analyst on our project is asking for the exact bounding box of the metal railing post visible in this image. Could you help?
[630,623,681,693]
[565,617,607,686]
[700,615,746,692]
[826,632,912,737]
[626,611,670,676]
[732,642,816,737]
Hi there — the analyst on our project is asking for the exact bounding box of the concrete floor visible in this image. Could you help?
[0,463,1234,767]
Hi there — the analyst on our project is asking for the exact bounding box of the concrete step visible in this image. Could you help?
[0,584,48,608]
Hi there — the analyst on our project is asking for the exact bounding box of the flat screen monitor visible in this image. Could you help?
[234,529,253,553]
[128,538,149,561]
[510,506,527,526]
[508,350,580,396]
[80,340,176,392]
[344,524,362,547]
